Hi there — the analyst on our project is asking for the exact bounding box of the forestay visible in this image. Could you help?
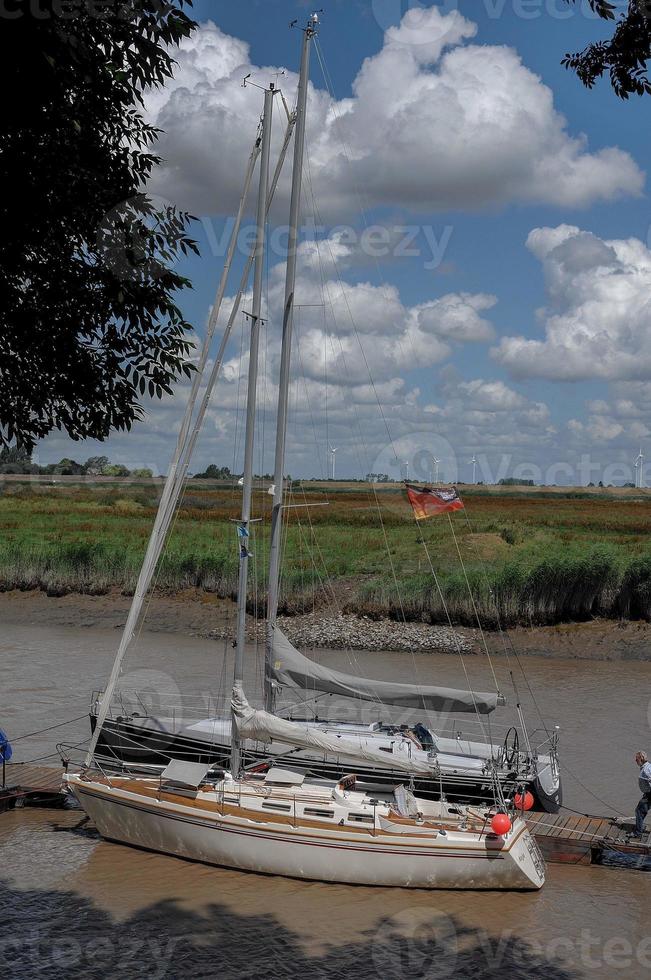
[268,628,499,715]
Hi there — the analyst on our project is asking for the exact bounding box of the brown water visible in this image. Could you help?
[1,623,650,979]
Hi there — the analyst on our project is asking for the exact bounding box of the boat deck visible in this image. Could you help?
[1,764,649,868]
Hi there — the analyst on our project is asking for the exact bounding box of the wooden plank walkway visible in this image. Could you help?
[0,763,65,812]
[525,809,651,866]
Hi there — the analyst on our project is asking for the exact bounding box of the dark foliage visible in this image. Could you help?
[564,0,651,97]
[0,1,199,451]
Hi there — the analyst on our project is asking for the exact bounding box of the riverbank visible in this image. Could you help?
[1,588,648,661]
[4,482,651,627]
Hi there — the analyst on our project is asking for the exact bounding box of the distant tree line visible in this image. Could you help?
[0,445,152,478]
[192,465,277,481]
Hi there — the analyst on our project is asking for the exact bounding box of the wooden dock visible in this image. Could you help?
[0,763,65,812]
[525,809,651,867]
[0,766,649,868]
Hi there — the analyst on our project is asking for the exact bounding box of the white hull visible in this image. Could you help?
[67,774,544,890]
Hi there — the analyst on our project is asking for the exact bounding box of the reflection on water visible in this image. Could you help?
[1,622,650,978]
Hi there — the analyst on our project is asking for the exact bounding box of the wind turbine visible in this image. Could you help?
[431,457,440,485]
[329,446,338,481]
[470,455,477,484]
[635,447,644,488]
[404,460,410,481]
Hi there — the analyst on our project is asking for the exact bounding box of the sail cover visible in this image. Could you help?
[231,685,433,774]
[268,628,499,715]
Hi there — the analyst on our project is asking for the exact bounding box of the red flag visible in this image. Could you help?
[405,483,464,520]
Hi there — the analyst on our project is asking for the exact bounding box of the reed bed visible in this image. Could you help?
[1,481,651,626]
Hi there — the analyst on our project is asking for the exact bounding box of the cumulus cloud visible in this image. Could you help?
[146,8,643,217]
[424,376,554,449]
[494,226,651,381]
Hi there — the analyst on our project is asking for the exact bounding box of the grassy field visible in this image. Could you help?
[1,478,651,626]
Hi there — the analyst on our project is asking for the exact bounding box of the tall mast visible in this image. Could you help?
[264,16,317,711]
[230,83,275,775]
[84,136,263,769]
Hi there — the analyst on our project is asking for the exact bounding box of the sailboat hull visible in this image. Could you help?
[67,775,544,891]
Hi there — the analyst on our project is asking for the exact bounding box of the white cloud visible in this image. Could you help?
[494,226,651,382]
[146,9,643,217]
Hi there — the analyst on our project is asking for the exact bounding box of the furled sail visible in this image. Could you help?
[268,628,499,715]
[231,684,433,774]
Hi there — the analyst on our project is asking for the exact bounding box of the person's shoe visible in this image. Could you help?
[627,831,643,840]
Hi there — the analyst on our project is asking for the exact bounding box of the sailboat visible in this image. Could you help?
[66,15,545,889]
[90,631,562,811]
[85,7,563,814]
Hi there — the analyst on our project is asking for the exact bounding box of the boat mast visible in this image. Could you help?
[230,83,276,776]
[84,139,263,769]
[264,15,316,712]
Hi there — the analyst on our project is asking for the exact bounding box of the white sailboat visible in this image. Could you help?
[66,15,545,889]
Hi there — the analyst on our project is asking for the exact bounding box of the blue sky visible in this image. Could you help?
[41,1,651,485]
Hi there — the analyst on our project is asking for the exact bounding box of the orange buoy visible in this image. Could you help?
[491,812,512,836]
[514,791,535,812]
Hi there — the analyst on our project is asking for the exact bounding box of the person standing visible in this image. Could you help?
[631,750,651,839]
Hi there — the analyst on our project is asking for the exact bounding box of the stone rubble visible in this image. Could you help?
[211,613,471,654]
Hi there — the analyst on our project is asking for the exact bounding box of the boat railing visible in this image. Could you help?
[90,689,234,725]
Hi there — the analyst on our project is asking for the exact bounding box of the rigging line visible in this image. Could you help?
[456,509,552,752]
[295,310,328,480]
[311,44,453,688]
[301,137,398,462]
[459,507,526,683]
[291,479,381,700]
[300,212,412,678]
[303,155,424,689]
[314,38,525,731]
[446,511,500,693]
[461,509,552,737]
[411,513,491,743]
[9,714,89,741]
[295,127,424,700]
[310,321,412,663]
[313,38,415,395]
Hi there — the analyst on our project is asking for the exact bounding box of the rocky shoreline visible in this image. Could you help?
[0,588,648,660]
[215,613,473,655]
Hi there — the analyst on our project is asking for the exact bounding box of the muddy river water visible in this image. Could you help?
[1,621,650,979]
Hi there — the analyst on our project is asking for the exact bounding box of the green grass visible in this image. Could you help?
[2,481,651,626]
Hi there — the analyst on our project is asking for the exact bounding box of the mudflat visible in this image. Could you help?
[0,588,648,660]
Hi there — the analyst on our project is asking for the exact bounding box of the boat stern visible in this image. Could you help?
[506,818,546,889]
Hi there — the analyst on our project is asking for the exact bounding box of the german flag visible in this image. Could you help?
[405,483,464,520]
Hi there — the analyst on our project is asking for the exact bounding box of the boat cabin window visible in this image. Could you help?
[261,801,292,812]
[347,812,374,824]
[303,807,334,818]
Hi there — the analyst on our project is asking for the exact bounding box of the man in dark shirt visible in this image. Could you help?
[631,750,651,839]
